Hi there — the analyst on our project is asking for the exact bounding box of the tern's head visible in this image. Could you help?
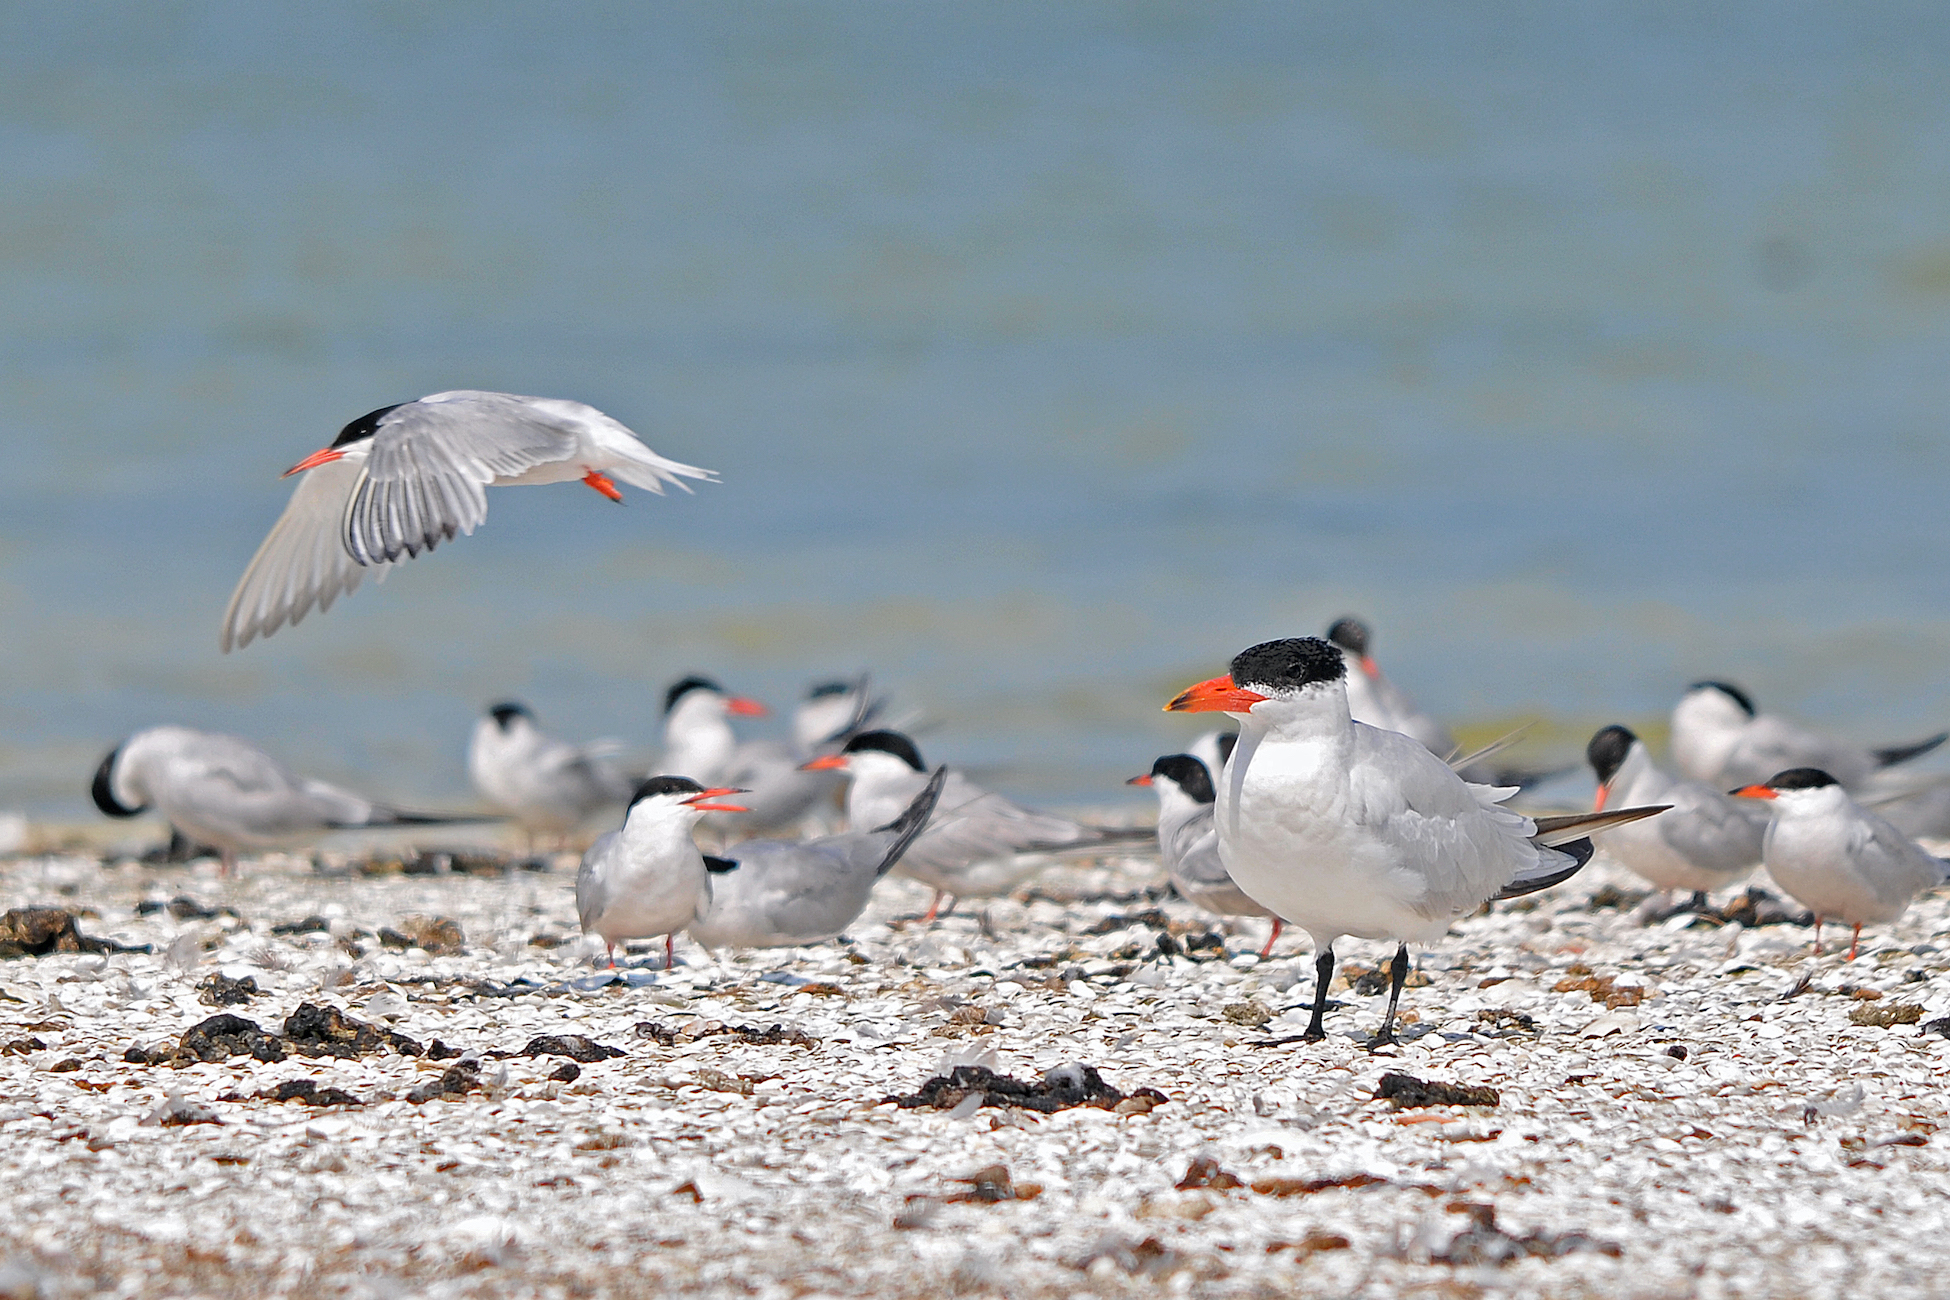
[1165,637,1347,724]
[487,701,534,733]
[1585,725,1641,810]
[626,775,750,819]
[1325,617,1380,676]
[795,677,869,749]
[798,729,925,780]
[90,745,145,819]
[1732,767,1843,810]
[1127,753,1215,806]
[1679,680,1757,724]
[663,675,766,721]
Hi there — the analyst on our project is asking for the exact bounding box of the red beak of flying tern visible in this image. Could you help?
[797,754,848,772]
[683,786,751,814]
[1164,675,1269,714]
[1125,774,1154,786]
[1732,785,1778,800]
[725,696,768,718]
[282,447,347,478]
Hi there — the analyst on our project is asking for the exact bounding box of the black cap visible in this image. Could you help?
[1231,638,1347,693]
[488,701,532,731]
[1689,681,1756,718]
[1148,754,1215,804]
[805,681,854,700]
[839,730,926,772]
[1586,725,1637,785]
[1325,617,1370,655]
[91,748,143,818]
[663,676,723,715]
[1764,768,1838,791]
[629,775,708,807]
[333,402,403,449]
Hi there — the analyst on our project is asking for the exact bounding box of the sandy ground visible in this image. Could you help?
[1,833,1948,1300]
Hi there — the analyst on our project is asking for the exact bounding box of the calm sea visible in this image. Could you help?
[4,3,1950,820]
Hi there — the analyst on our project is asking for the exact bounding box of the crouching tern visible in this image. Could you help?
[689,767,948,948]
[1166,637,1667,1045]
[92,725,491,875]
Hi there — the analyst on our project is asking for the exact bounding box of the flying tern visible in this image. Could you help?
[1670,681,1945,792]
[1128,754,1282,956]
[1734,768,1949,959]
[575,776,749,967]
[221,390,714,651]
[689,767,947,948]
[801,730,1152,919]
[1584,724,1766,903]
[467,701,635,846]
[1166,637,1666,1044]
[92,725,487,874]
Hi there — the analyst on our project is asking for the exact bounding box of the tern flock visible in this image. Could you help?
[80,390,1950,1043]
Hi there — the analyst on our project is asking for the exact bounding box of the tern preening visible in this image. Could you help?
[802,730,1152,920]
[468,701,635,846]
[1129,754,1283,957]
[689,767,948,949]
[1734,768,1949,959]
[221,391,715,651]
[1166,637,1666,1045]
[1585,724,1766,904]
[575,776,749,968]
[91,725,489,875]
[1670,681,1946,792]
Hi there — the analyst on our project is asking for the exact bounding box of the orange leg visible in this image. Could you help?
[582,470,623,502]
[1258,917,1283,959]
[664,933,676,969]
[923,891,944,922]
[1847,924,1862,962]
[1811,917,1822,956]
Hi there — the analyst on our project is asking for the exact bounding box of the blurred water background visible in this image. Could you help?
[5,2,1950,822]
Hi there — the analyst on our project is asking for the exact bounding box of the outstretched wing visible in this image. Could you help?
[220,452,392,652]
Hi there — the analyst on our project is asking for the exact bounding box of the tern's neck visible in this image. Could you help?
[664,696,735,779]
[620,806,704,864]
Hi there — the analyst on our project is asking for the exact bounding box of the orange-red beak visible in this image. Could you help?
[282,447,346,478]
[1593,782,1610,813]
[1360,655,1380,677]
[1126,774,1154,786]
[1165,675,1269,714]
[726,696,768,717]
[683,786,750,813]
[582,470,624,502]
[797,754,848,772]
[1732,785,1777,800]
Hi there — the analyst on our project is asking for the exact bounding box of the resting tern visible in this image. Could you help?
[1166,637,1666,1044]
[1128,754,1282,956]
[689,767,948,949]
[92,725,486,874]
[794,678,885,753]
[1670,681,1946,792]
[660,676,852,833]
[801,730,1153,920]
[467,702,635,845]
[575,776,749,967]
[221,390,715,651]
[1734,768,1949,959]
[1584,725,1766,902]
[1326,617,1456,756]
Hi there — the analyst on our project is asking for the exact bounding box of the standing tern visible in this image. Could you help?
[1733,768,1949,959]
[1128,754,1283,956]
[221,391,715,651]
[467,702,635,846]
[660,676,769,786]
[1670,681,1945,792]
[689,767,948,949]
[1584,725,1766,903]
[92,725,488,874]
[1165,637,1666,1044]
[801,731,1153,920]
[660,676,848,833]
[575,776,749,967]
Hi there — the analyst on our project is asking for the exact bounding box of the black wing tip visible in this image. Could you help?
[703,854,740,875]
[1874,732,1949,768]
[1495,838,1595,900]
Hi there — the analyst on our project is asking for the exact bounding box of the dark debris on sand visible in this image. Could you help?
[889,1063,1168,1115]
[0,907,146,959]
[1431,1203,1621,1265]
[376,916,466,955]
[634,1020,817,1049]
[195,973,260,1006]
[1376,1072,1500,1109]
[490,1035,624,1063]
[125,1002,427,1066]
[222,1078,363,1108]
[407,1060,483,1103]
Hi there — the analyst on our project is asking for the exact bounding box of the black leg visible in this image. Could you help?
[1689,890,1709,912]
[1302,945,1336,1041]
[1371,943,1410,1047]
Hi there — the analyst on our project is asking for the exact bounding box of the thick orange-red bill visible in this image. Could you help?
[726,696,768,717]
[282,446,346,477]
[683,786,750,813]
[797,754,848,772]
[582,470,624,502]
[1593,782,1610,812]
[1360,655,1380,677]
[1732,785,1777,800]
[1125,774,1154,786]
[1164,675,1269,714]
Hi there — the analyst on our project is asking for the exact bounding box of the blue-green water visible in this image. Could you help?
[5,3,1950,818]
